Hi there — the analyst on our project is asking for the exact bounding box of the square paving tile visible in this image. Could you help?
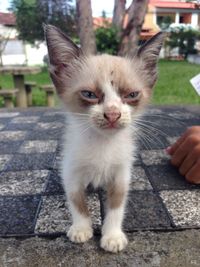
[0,124,5,130]
[36,122,64,130]
[43,111,66,117]
[99,190,171,231]
[123,191,172,231]
[0,170,49,196]
[130,166,152,190]
[0,112,20,118]
[5,123,36,131]
[35,195,70,234]
[0,195,40,236]
[45,170,64,195]
[168,111,197,120]
[0,141,23,154]
[0,154,13,171]
[140,150,170,166]
[5,153,55,171]
[10,116,39,123]
[39,114,65,123]
[26,129,63,140]
[35,193,101,234]
[146,163,200,191]
[19,140,58,154]
[160,190,200,227]
[0,131,27,141]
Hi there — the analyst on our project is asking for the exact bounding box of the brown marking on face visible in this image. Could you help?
[107,181,126,209]
[70,191,89,217]
[119,87,136,97]
[110,80,114,86]
[77,86,104,106]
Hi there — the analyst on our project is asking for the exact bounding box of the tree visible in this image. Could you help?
[166,25,200,59]
[11,0,77,43]
[95,24,120,55]
[112,0,126,35]
[76,0,96,54]
[112,0,149,55]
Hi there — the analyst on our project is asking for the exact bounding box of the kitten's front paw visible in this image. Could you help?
[100,231,128,253]
[67,225,93,243]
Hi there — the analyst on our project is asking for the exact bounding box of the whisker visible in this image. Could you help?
[134,119,169,138]
[132,126,153,151]
[142,113,185,125]
[131,123,166,148]
[79,125,92,136]
[65,111,90,117]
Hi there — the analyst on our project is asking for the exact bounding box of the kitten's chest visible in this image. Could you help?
[67,129,133,167]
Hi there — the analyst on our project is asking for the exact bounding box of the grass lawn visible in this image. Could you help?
[0,60,199,107]
[153,60,200,105]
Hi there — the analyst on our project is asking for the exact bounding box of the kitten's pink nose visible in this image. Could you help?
[104,111,121,123]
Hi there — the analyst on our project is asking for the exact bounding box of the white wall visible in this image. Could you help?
[2,41,47,66]
[1,24,47,66]
[25,42,47,65]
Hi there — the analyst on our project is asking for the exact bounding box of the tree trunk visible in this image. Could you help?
[119,0,148,56]
[76,0,96,55]
[112,0,126,35]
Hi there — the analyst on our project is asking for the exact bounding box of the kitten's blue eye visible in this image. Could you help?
[81,90,98,99]
[126,91,140,99]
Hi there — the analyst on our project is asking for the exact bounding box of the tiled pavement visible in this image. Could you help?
[0,106,200,239]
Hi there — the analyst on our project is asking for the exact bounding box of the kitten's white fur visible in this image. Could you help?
[62,91,135,252]
[44,25,165,253]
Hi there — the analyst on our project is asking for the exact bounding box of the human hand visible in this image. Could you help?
[166,126,200,184]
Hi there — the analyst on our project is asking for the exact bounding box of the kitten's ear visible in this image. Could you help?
[137,32,166,67]
[136,32,166,87]
[44,24,82,66]
[44,24,83,94]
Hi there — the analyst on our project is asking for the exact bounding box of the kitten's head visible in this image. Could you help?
[44,25,165,133]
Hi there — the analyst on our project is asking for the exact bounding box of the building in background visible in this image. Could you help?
[1,0,200,66]
[147,0,200,30]
[0,12,46,66]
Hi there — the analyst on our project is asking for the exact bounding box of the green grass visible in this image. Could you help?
[153,60,200,105]
[0,60,199,107]
[0,66,52,107]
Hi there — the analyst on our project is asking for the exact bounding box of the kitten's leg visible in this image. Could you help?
[100,166,130,253]
[63,173,93,243]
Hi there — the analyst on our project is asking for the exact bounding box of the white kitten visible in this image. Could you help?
[44,25,165,253]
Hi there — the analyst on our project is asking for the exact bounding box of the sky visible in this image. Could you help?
[0,0,132,17]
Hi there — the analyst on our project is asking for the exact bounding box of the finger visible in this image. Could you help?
[179,147,199,176]
[171,134,200,167]
[167,126,200,156]
[167,132,187,155]
[185,159,200,184]
[171,138,191,167]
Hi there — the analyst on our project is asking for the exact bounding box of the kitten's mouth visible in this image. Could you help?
[102,122,122,130]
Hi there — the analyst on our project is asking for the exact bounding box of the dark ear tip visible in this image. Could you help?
[43,24,58,34]
[148,31,167,44]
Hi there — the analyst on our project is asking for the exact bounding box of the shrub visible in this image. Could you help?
[166,24,200,59]
[95,25,120,55]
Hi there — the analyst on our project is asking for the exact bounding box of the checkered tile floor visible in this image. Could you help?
[0,106,200,237]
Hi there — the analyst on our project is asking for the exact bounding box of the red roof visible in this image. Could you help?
[93,17,112,28]
[0,12,16,26]
[149,0,200,9]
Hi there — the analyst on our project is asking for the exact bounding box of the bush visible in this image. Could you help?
[166,24,200,59]
[95,25,120,55]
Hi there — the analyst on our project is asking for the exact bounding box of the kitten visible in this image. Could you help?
[44,25,165,253]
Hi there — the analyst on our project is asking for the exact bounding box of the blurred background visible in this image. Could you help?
[0,0,200,107]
